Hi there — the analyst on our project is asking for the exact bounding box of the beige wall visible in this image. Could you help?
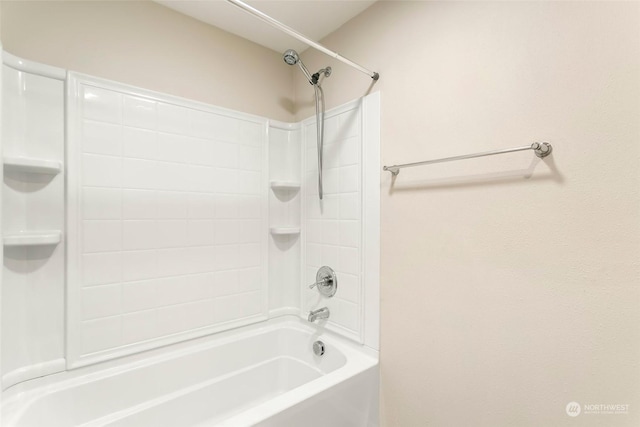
[1,0,294,122]
[296,1,640,426]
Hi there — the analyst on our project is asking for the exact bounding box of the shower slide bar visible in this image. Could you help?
[383,142,553,176]
[224,0,380,81]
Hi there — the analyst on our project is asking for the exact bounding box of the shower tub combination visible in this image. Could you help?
[1,12,379,424]
[1,317,378,426]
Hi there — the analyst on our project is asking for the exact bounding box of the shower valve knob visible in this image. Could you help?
[309,266,337,298]
[309,278,329,289]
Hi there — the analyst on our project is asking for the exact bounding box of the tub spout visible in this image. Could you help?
[308,307,330,323]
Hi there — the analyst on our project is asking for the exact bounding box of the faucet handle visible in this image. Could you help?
[309,277,329,289]
[309,266,337,298]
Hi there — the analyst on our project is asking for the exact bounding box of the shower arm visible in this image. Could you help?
[225,0,379,81]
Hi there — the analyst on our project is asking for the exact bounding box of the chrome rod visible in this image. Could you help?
[224,0,379,80]
[383,142,552,176]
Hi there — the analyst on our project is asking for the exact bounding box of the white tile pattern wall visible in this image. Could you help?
[303,102,364,342]
[67,75,267,366]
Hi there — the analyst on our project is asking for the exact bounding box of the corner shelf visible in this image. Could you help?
[270,181,301,191]
[3,230,62,247]
[4,156,62,175]
[269,227,301,236]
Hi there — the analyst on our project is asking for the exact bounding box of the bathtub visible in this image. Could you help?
[1,316,378,427]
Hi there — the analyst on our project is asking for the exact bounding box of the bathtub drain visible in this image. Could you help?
[313,341,325,356]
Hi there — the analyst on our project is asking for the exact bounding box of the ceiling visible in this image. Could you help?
[155,0,377,53]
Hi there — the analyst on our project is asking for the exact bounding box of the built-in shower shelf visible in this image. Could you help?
[269,227,300,236]
[270,181,301,191]
[4,156,62,175]
[3,230,62,247]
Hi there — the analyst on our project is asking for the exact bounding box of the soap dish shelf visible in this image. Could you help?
[270,227,301,236]
[3,230,62,247]
[4,156,62,175]
[270,181,301,191]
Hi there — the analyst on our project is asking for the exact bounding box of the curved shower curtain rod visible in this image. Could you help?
[225,0,380,81]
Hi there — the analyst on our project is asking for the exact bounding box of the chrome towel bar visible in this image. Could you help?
[383,142,552,176]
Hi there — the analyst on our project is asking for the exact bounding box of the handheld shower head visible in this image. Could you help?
[282,48,332,201]
[283,49,299,65]
[283,48,313,84]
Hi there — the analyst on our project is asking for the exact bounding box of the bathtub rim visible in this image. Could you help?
[1,315,378,426]
[215,361,379,427]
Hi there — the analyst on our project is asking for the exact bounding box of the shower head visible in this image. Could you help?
[283,48,313,84]
[283,49,299,65]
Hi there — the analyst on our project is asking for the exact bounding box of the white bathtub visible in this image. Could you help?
[1,317,379,427]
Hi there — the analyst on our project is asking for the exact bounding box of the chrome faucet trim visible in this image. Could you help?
[308,307,330,323]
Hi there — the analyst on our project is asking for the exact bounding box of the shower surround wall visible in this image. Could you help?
[268,123,302,315]
[269,96,380,347]
[302,101,374,344]
[2,56,379,388]
[66,74,269,367]
[1,52,379,391]
[1,53,66,388]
